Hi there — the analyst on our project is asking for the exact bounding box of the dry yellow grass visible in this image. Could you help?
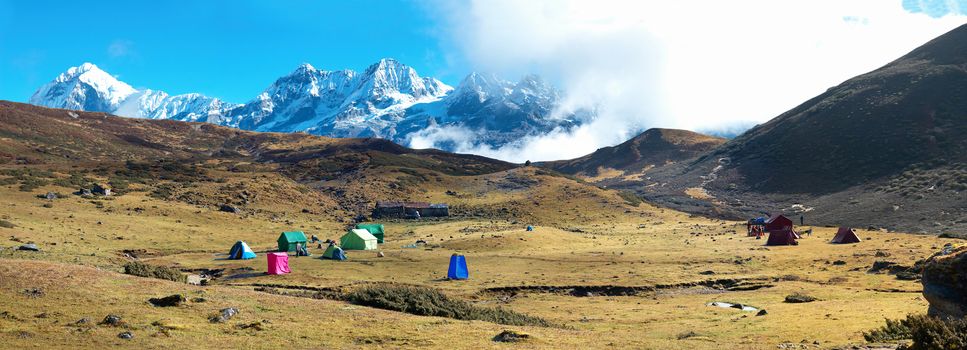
[0,168,954,349]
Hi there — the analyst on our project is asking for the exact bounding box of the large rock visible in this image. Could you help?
[148,294,186,307]
[922,245,967,319]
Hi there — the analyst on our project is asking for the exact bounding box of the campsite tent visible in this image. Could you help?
[340,229,378,250]
[765,214,793,232]
[322,244,347,260]
[355,223,385,243]
[526,225,534,231]
[267,252,291,275]
[228,241,256,259]
[766,230,799,246]
[278,231,308,252]
[447,254,469,280]
[764,214,799,246]
[831,227,861,244]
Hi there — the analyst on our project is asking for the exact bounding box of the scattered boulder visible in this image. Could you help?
[21,288,44,298]
[784,293,818,303]
[99,314,123,326]
[44,192,57,200]
[922,245,967,318]
[117,331,133,340]
[493,330,531,343]
[869,260,902,274]
[756,309,768,316]
[832,260,847,266]
[219,204,241,214]
[73,317,91,325]
[699,270,715,275]
[148,294,186,307]
[377,251,385,258]
[209,307,239,323]
[17,244,40,252]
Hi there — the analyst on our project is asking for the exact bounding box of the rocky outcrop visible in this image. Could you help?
[922,245,967,319]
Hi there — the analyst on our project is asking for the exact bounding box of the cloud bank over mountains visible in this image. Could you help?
[424,0,967,162]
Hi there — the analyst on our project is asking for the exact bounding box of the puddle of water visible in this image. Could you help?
[707,301,758,312]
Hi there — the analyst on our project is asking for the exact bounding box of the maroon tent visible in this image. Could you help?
[765,214,793,232]
[831,227,861,244]
[763,214,798,245]
[766,229,799,246]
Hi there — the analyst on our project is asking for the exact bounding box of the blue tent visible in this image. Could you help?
[447,254,469,280]
[526,225,534,231]
[752,217,767,225]
[228,241,256,260]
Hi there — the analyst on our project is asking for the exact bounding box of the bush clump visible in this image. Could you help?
[864,314,967,349]
[123,261,186,283]
[348,284,550,327]
[0,220,15,228]
[784,292,818,303]
[618,190,642,206]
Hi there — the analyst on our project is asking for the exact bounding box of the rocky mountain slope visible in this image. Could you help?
[541,128,725,184]
[28,60,585,151]
[551,24,967,234]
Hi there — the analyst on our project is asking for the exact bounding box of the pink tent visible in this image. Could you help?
[267,252,291,275]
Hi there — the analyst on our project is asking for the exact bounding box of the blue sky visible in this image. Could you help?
[0,0,464,102]
[1,0,965,161]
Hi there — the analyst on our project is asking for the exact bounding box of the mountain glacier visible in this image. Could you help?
[29,60,586,150]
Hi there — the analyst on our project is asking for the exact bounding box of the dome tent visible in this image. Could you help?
[322,244,347,260]
[228,240,256,260]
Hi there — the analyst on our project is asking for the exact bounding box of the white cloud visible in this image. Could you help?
[428,0,967,162]
[107,39,134,58]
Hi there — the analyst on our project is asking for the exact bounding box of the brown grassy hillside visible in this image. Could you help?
[593,24,967,234]
[541,128,725,184]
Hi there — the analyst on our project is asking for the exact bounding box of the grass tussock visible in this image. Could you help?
[618,190,643,207]
[123,261,186,283]
[0,219,15,228]
[864,314,967,349]
[348,284,550,327]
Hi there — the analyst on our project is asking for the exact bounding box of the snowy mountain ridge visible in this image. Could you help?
[29,60,586,150]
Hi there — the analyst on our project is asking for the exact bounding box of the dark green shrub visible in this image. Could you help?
[865,314,967,349]
[348,284,549,327]
[18,178,49,192]
[122,261,186,283]
[618,190,642,206]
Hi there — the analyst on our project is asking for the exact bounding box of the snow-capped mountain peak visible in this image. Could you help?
[30,63,237,122]
[29,59,585,151]
[29,62,137,112]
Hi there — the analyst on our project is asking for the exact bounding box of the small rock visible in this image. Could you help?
[698,270,715,275]
[148,294,186,307]
[493,330,531,343]
[832,260,846,266]
[74,317,91,325]
[17,244,40,252]
[210,307,239,323]
[219,204,241,214]
[376,251,385,258]
[117,331,133,340]
[756,309,768,316]
[99,314,123,326]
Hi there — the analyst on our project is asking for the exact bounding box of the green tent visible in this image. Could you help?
[277,231,307,252]
[340,229,378,250]
[355,223,385,243]
[322,244,347,260]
